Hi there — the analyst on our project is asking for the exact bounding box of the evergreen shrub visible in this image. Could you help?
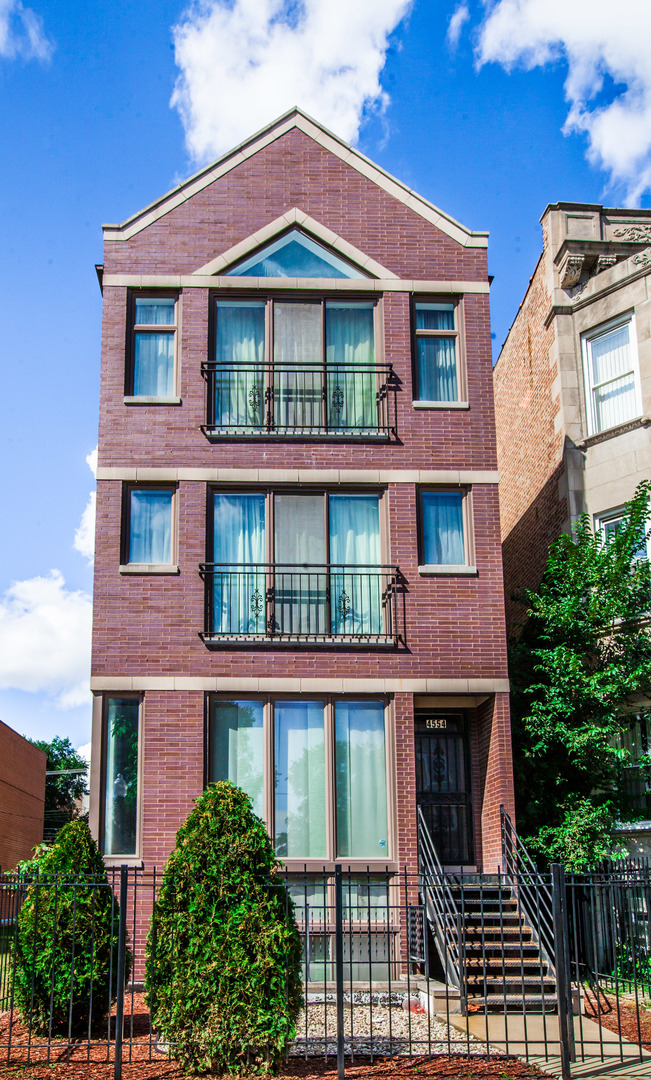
[15,819,131,1035]
[145,782,302,1076]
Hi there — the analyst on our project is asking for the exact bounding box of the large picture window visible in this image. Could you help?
[207,696,390,864]
[102,696,140,857]
[582,315,640,435]
[206,297,394,438]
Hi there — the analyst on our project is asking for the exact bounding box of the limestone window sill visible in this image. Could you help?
[103,857,144,867]
[123,396,182,405]
[412,401,469,410]
[119,564,179,575]
[418,564,478,576]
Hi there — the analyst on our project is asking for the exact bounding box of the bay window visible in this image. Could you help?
[129,296,177,399]
[582,315,641,435]
[207,696,390,864]
[204,297,394,437]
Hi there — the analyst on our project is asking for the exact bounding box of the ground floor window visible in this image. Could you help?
[102,696,141,856]
[207,695,390,863]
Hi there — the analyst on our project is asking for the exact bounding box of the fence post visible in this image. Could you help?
[113,865,128,1080]
[551,863,573,1080]
[334,864,345,1080]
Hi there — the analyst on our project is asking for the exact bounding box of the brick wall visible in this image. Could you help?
[0,721,46,870]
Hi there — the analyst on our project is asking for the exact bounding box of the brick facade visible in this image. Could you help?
[90,111,513,875]
[0,720,46,870]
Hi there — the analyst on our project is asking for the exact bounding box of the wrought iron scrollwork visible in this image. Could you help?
[331,383,344,418]
[250,588,264,619]
[337,588,351,621]
[248,382,261,418]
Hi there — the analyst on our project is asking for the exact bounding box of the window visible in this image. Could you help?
[206,298,393,437]
[225,228,370,278]
[130,296,177,398]
[207,696,389,863]
[596,507,650,562]
[582,316,640,435]
[204,490,398,641]
[123,486,175,566]
[419,489,474,572]
[413,301,461,403]
[102,696,140,856]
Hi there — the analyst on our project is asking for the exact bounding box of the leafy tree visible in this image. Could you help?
[30,735,88,837]
[509,481,651,869]
[14,819,131,1035]
[145,781,302,1076]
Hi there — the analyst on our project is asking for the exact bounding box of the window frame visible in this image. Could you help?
[595,505,651,562]
[411,296,466,407]
[581,313,641,436]
[205,692,396,872]
[125,291,180,403]
[120,482,179,573]
[417,487,476,575]
[100,693,143,863]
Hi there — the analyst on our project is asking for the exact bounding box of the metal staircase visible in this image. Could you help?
[417,806,558,1013]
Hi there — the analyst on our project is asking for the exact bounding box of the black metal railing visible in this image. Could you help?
[501,806,556,971]
[199,563,400,644]
[201,362,396,438]
[417,808,464,996]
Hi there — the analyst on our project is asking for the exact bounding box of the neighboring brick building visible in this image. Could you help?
[0,720,46,870]
[88,109,513,897]
[494,201,651,849]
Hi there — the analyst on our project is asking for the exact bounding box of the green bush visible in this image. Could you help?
[14,819,131,1035]
[145,782,302,1076]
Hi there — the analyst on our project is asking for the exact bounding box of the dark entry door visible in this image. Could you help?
[415,710,473,865]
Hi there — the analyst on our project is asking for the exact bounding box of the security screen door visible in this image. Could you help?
[415,710,474,865]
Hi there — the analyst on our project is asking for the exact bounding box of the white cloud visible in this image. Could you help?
[171,0,412,163]
[447,3,469,50]
[475,0,651,204]
[76,741,92,764]
[0,0,52,61]
[73,446,97,564]
[0,571,92,709]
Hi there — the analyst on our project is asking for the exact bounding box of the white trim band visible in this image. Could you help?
[90,676,510,693]
[96,467,500,484]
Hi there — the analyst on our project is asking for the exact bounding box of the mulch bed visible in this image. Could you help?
[584,985,651,1049]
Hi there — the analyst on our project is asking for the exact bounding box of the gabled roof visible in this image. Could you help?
[103,108,488,249]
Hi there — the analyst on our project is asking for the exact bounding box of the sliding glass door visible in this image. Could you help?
[212,494,266,634]
[329,495,381,635]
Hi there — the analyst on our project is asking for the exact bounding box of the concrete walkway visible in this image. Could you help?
[442,1011,651,1078]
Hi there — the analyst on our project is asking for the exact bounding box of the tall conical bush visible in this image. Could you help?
[15,819,131,1035]
[145,782,302,1075]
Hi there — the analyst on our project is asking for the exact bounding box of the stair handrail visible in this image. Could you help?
[500,805,556,970]
[417,807,464,993]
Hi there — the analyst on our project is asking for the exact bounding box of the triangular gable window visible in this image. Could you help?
[225,228,370,278]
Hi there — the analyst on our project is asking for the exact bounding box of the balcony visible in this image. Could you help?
[199,564,400,645]
[201,362,396,439]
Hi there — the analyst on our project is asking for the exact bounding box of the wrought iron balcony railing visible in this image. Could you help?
[201,362,396,438]
[199,563,400,645]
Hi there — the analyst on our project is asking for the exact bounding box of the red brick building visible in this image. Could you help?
[88,109,513,885]
[0,720,46,871]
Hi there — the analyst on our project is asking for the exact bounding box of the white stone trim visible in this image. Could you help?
[418,565,478,576]
[119,564,180,575]
[123,396,182,405]
[412,401,470,410]
[101,273,490,294]
[90,676,510,693]
[102,109,488,248]
[192,208,398,279]
[96,467,499,485]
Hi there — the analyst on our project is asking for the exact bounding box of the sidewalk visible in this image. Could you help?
[443,1011,651,1078]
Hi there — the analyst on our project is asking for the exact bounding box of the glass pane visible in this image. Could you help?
[335,701,388,858]
[329,495,382,635]
[135,298,175,325]
[415,303,454,331]
[342,877,390,922]
[273,495,326,635]
[416,337,458,401]
[226,229,366,278]
[273,303,322,430]
[129,489,172,563]
[104,698,139,856]
[343,934,391,982]
[422,491,465,564]
[589,323,631,385]
[326,304,375,429]
[274,700,326,858]
[594,373,637,432]
[275,495,325,564]
[215,302,265,428]
[134,332,175,396]
[208,699,264,818]
[212,494,266,634]
[287,879,330,923]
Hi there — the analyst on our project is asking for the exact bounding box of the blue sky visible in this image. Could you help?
[0,0,648,754]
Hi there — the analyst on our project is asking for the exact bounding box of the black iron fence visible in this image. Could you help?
[2,861,651,1078]
[200,563,401,644]
[201,361,396,439]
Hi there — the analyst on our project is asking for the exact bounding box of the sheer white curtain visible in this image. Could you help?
[335,701,387,857]
[422,492,465,564]
[588,322,638,432]
[209,699,264,817]
[274,700,326,857]
[273,303,321,429]
[134,298,175,397]
[329,495,381,634]
[129,489,172,563]
[326,303,375,429]
[215,302,265,428]
[274,495,326,634]
[415,303,457,402]
[213,494,266,634]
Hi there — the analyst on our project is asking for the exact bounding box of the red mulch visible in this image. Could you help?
[584,985,651,1049]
